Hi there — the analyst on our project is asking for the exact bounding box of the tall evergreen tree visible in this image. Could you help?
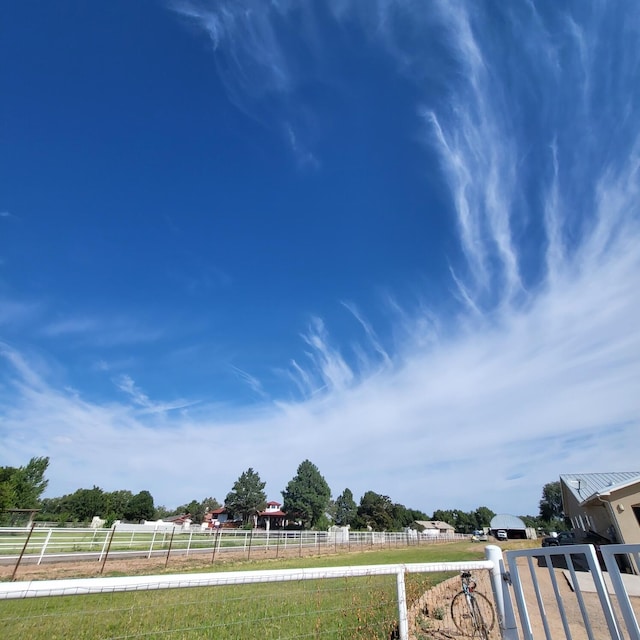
[355,491,394,531]
[334,488,357,527]
[282,460,331,529]
[225,468,267,525]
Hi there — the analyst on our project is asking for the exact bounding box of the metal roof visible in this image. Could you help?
[489,514,526,530]
[560,472,640,504]
[415,520,455,530]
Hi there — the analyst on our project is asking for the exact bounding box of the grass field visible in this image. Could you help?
[1,541,532,639]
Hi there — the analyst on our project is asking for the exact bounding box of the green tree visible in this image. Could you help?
[406,508,430,523]
[64,486,107,522]
[454,510,477,534]
[124,490,155,522]
[539,481,563,522]
[177,496,222,524]
[334,488,357,527]
[105,490,134,520]
[39,496,63,519]
[473,506,495,530]
[179,500,202,522]
[153,505,173,520]
[432,509,456,526]
[354,491,394,531]
[431,508,478,533]
[225,468,267,525]
[202,496,221,518]
[0,457,49,511]
[520,514,543,529]
[281,460,331,529]
[389,503,418,530]
[0,467,17,513]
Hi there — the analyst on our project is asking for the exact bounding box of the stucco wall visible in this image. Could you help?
[608,484,640,544]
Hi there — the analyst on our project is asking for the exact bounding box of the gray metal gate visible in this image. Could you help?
[496,543,640,640]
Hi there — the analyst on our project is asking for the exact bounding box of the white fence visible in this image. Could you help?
[3,539,638,639]
[0,525,465,568]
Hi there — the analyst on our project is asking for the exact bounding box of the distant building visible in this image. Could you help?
[257,501,287,529]
[162,513,191,525]
[489,514,533,540]
[206,507,231,527]
[414,520,456,536]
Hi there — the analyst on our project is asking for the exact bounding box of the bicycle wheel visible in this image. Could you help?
[469,595,493,639]
[450,591,496,637]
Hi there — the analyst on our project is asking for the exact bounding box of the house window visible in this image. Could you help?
[632,505,640,527]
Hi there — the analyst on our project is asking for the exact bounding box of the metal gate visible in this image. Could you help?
[495,543,640,640]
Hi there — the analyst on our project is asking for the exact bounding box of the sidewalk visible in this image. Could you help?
[563,570,640,597]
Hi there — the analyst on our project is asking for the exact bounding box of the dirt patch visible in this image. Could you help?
[409,571,499,640]
[0,546,347,582]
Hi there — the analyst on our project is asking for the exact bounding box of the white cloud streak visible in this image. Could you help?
[114,374,198,414]
[42,315,164,346]
[231,366,269,399]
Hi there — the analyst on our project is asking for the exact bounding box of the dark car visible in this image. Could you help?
[541,530,610,547]
[541,530,611,569]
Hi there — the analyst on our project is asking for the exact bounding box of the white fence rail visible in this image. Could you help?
[0,525,466,567]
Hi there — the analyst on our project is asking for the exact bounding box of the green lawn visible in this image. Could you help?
[0,542,489,640]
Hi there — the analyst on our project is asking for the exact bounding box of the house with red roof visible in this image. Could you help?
[257,501,287,529]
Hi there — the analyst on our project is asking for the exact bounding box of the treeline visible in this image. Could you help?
[1,457,564,533]
[40,488,155,526]
[0,458,158,526]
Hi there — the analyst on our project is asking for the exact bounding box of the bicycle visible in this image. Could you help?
[450,571,496,639]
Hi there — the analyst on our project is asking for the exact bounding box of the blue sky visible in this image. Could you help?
[1,0,638,517]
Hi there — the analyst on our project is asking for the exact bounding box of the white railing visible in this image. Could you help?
[0,525,466,567]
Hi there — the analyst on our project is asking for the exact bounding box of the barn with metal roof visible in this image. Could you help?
[489,514,528,540]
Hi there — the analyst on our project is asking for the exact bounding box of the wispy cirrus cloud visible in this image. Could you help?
[231,365,269,399]
[341,300,392,370]
[114,373,198,414]
[41,315,164,346]
[172,0,323,165]
[0,298,41,327]
[297,317,355,395]
[174,0,294,98]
